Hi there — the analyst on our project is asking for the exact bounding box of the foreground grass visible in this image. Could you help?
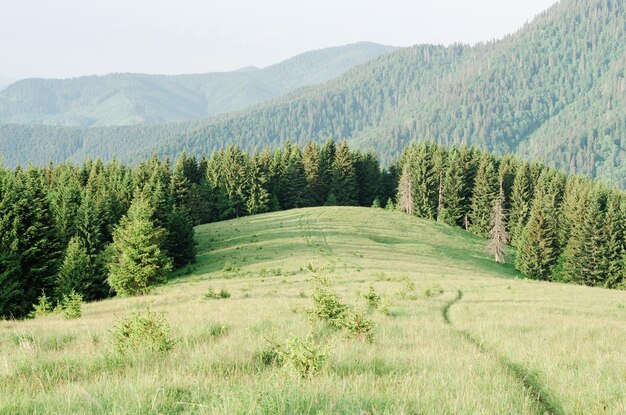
[1,207,625,414]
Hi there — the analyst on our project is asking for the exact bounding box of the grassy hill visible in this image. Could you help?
[0,42,394,127]
[2,207,625,414]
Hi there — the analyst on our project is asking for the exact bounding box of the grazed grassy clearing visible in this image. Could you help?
[1,207,624,414]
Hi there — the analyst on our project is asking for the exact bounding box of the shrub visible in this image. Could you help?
[222,262,240,272]
[309,276,348,328]
[204,287,231,299]
[61,290,83,319]
[281,335,328,378]
[424,285,444,297]
[363,285,381,309]
[29,291,54,318]
[111,307,177,355]
[341,308,374,341]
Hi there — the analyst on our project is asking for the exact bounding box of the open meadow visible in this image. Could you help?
[1,207,625,414]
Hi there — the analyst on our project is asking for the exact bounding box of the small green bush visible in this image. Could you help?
[204,287,231,299]
[309,275,348,328]
[281,335,328,378]
[29,291,54,318]
[222,262,240,272]
[111,307,177,355]
[424,285,444,297]
[61,290,83,320]
[363,285,381,309]
[341,308,374,341]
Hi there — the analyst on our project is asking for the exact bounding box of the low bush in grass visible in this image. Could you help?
[204,287,231,299]
[309,275,348,329]
[61,290,83,319]
[111,307,177,355]
[260,334,328,378]
[424,285,444,297]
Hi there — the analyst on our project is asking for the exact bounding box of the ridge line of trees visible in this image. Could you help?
[1,139,624,319]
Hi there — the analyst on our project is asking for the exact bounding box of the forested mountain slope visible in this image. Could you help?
[0,42,394,127]
[0,0,623,188]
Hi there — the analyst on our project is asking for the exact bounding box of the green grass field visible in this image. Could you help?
[1,207,625,414]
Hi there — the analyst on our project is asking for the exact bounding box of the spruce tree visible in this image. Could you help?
[319,138,336,203]
[108,197,172,296]
[281,147,308,209]
[353,152,381,207]
[330,141,358,206]
[509,163,533,246]
[55,237,90,299]
[303,141,324,206]
[469,154,499,237]
[603,192,625,288]
[439,148,465,226]
[562,188,609,286]
[245,153,270,215]
[165,208,196,268]
[515,174,560,280]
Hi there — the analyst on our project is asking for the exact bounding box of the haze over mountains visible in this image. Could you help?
[0,42,394,127]
[0,0,623,188]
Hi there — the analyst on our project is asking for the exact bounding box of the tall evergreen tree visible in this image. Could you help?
[303,141,324,206]
[515,173,561,280]
[108,197,172,296]
[439,148,465,226]
[330,141,358,206]
[469,154,499,237]
[281,147,308,209]
[245,153,270,215]
[55,237,90,299]
[509,163,533,246]
[165,208,196,268]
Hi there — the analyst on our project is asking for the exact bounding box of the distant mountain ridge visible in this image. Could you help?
[0,0,624,188]
[0,42,395,127]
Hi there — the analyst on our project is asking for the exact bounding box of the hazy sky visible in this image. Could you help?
[1,0,558,80]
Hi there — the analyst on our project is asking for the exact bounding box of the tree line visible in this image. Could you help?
[0,139,393,319]
[396,142,625,287]
[1,139,624,319]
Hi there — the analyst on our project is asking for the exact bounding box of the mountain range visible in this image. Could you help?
[0,0,623,188]
[0,42,394,127]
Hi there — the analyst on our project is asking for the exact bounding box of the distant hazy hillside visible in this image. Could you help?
[0,0,624,188]
[0,42,394,127]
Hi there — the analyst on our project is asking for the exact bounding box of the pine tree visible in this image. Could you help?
[407,143,437,219]
[330,141,358,206]
[303,141,324,206]
[603,192,625,288]
[353,152,381,207]
[245,153,270,215]
[397,164,414,215]
[165,208,196,268]
[281,147,308,209]
[487,190,509,263]
[562,188,609,286]
[509,163,533,246]
[319,138,336,203]
[469,154,499,237]
[108,197,172,296]
[515,174,560,280]
[55,237,90,298]
[439,148,465,226]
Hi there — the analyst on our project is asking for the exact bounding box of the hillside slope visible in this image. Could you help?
[0,42,394,127]
[1,207,625,414]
